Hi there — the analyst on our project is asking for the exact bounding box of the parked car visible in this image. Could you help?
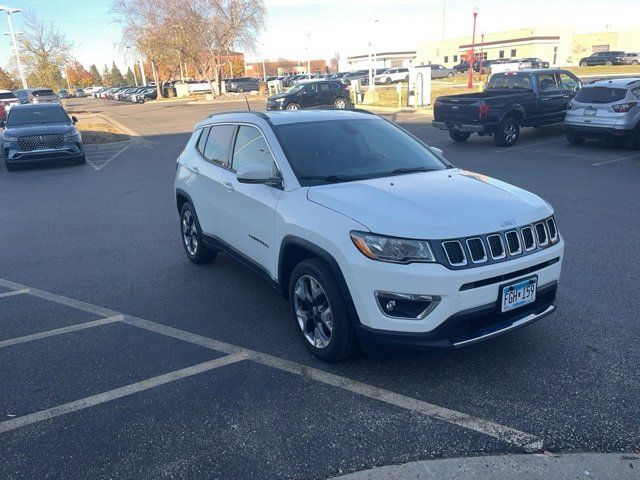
[374,68,409,84]
[342,70,370,85]
[174,109,563,361]
[84,86,102,96]
[623,52,639,65]
[73,88,86,98]
[433,69,582,146]
[330,72,348,80]
[564,78,640,150]
[225,77,260,93]
[454,61,470,73]
[1,103,85,171]
[131,87,157,103]
[266,80,351,111]
[15,88,60,104]
[518,57,550,69]
[430,64,454,79]
[0,89,20,113]
[58,89,71,99]
[579,51,626,67]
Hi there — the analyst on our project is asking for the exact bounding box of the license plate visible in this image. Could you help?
[501,277,537,312]
[583,107,597,116]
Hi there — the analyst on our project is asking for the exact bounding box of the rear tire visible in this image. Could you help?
[632,60,639,65]
[494,116,520,147]
[384,77,391,84]
[580,62,587,67]
[605,61,612,66]
[180,202,216,264]
[449,130,471,142]
[566,132,586,145]
[237,86,244,93]
[334,98,347,109]
[624,126,640,150]
[289,258,358,362]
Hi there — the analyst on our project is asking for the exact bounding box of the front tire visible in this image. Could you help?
[289,258,358,362]
[494,116,520,147]
[180,202,216,264]
[580,61,587,67]
[449,130,471,142]
[237,86,245,93]
[384,77,391,84]
[334,98,347,109]
[605,61,612,66]
[286,103,300,110]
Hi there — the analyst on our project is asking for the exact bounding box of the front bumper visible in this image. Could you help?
[432,121,492,133]
[3,142,84,165]
[342,238,563,343]
[266,102,287,110]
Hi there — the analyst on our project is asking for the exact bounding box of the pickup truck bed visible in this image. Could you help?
[432,69,582,147]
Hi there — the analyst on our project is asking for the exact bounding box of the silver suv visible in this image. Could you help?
[564,78,640,150]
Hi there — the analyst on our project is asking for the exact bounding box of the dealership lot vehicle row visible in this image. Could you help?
[0,276,543,451]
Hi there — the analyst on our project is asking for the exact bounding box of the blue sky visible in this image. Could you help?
[0,0,638,72]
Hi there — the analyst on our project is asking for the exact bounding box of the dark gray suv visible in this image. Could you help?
[579,51,626,67]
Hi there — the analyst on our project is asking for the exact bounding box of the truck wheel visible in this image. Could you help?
[632,60,639,65]
[566,132,586,145]
[289,258,358,362]
[494,116,520,147]
[384,77,391,84]
[449,130,471,142]
[605,61,612,66]
[580,62,587,67]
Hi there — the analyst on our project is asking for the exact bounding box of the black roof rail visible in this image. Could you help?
[627,79,640,85]
[206,110,273,125]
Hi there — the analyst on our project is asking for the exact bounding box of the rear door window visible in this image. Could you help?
[575,87,627,104]
[558,73,580,92]
[318,83,331,92]
[203,124,235,167]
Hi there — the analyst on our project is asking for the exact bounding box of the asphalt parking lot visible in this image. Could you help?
[1,97,639,479]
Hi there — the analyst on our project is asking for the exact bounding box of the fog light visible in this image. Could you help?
[375,291,440,319]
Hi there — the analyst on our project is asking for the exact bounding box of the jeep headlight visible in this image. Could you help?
[350,231,435,264]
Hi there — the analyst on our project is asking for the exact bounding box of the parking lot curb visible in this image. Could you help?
[94,112,140,138]
[330,452,640,480]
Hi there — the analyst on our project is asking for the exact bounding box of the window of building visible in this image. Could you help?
[499,50,505,59]
[510,49,517,57]
[553,46,558,65]
[482,52,488,60]
[453,55,458,63]
[444,56,449,63]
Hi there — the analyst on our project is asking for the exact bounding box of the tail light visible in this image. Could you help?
[612,102,637,113]
[478,103,490,119]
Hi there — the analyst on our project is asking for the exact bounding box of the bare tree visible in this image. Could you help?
[17,11,72,89]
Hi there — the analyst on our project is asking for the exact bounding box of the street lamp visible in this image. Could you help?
[0,5,27,88]
[467,7,478,89]
[124,45,138,86]
[369,18,380,91]
[306,33,311,79]
[260,43,267,81]
[477,32,484,82]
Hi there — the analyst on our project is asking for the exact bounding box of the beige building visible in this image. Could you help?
[415,27,640,68]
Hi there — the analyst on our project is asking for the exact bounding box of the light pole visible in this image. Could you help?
[306,33,311,79]
[477,32,484,82]
[369,19,380,91]
[125,45,138,86]
[0,6,26,88]
[467,7,478,89]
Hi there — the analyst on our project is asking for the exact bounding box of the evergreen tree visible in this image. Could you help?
[125,67,135,86]
[101,64,110,86]
[109,61,126,86]
[89,64,102,86]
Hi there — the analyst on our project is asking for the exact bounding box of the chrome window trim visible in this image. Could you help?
[465,237,488,263]
[487,234,506,260]
[442,240,468,266]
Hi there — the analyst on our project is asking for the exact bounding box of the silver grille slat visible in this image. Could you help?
[486,234,506,259]
[442,240,467,266]
[546,218,558,242]
[505,230,522,255]
[465,237,487,263]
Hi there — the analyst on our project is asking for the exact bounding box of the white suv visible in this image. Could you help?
[174,110,564,362]
[374,68,409,84]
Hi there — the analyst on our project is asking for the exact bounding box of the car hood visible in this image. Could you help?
[267,92,292,102]
[306,169,552,238]
[4,123,75,137]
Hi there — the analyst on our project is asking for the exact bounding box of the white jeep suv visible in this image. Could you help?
[174,110,564,362]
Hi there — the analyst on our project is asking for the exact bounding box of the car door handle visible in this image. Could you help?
[184,164,199,174]
[223,181,235,192]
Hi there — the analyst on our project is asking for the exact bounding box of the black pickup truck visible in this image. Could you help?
[432,69,582,146]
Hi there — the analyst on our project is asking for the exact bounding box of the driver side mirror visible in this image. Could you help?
[431,147,444,156]
[71,116,78,124]
[236,163,281,187]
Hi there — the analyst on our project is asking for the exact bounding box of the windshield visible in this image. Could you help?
[286,84,304,94]
[486,74,532,90]
[33,89,56,97]
[274,118,447,186]
[7,106,70,126]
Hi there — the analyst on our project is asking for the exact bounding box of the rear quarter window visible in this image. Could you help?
[575,87,627,103]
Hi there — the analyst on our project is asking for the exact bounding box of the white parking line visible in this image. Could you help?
[86,145,130,171]
[0,353,247,434]
[0,315,123,349]
[0,277,544,452]
[592,153,640,166]
[495,138,563,153]
[0,289,29,299]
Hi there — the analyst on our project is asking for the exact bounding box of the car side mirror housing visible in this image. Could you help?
[0,119,5,128]
[431,147,444,156]
[237,163,281,187]
[71,116,78,124]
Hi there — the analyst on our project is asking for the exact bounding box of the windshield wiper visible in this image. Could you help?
[299,174,363,183]
[390,167,434,175]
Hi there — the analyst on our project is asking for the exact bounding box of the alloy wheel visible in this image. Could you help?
[504,123,518,144]
[335,98,346,109]
[293,275,333,349]
[182,210,198,256]
[287,104,299,110]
